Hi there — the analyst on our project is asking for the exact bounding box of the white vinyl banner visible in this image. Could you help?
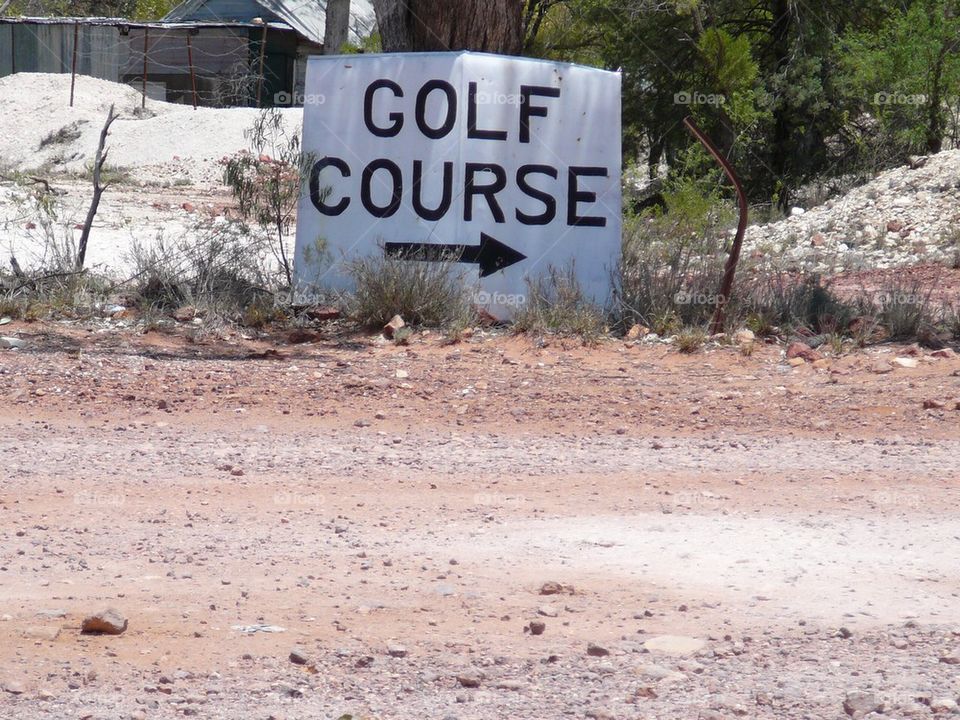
[293,51,621,318]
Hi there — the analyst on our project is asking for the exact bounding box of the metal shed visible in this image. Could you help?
[0,0,375,106]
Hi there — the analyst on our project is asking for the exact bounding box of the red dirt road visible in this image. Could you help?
[1,323,959,719]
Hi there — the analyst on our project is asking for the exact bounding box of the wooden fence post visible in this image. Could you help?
[69,22,79,107]
[141,27,149,109]
[186,31,198,109]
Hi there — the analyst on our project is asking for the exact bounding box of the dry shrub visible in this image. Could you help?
[512,266,605,342]
[128,220,278,323]
[345,248,476,329]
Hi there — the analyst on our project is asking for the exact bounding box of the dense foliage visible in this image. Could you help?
[2,0,176,20]
[525,0,960,210]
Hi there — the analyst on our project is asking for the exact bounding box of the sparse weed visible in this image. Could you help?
[345,247,476,330]
[242,297,287,329]
[0,289,25,319]
[826,332,846,355]
[441,315,475,345]
[649,308,682,337]
[674,326,707,353]
[849,312,884,347]
[873,277,937,340]
[39,121,87,149]
[738,273,854,336]
[513,266,605,342]
[127,221,280,326]
[744,311,778,338]
[615,172,736,333]
[615,213,728,333]
[945,303,960,339]
[138,304,170,333]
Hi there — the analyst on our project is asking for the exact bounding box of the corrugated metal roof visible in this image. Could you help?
[163,0,374,45]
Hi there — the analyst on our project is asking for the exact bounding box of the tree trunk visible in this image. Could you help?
[374,0,411,51]
[926,41,951,154]
[77,104,118,271]
[769,0,793,211]
[323,0,351,54]
[373,0,523,54]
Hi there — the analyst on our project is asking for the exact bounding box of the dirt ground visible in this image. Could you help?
[1,321,959,720]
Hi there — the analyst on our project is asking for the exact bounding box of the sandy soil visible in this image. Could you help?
[0,179,231,276]
[1,323,959,719]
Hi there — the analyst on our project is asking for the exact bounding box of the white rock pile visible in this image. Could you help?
[0,72,301,185]
[744,151,960,272]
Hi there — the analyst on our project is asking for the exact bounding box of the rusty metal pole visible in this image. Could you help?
[141,27,150,109]
[682,116,749,336]
[186,33,198,110]
[69,22,79,107]
[255,23,268,107]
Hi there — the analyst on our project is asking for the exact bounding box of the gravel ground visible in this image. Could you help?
[1,326,959,720]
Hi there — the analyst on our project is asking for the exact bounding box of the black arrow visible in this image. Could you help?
[384,233,526,278]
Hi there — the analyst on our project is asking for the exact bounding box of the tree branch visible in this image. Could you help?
[76,104,118,271]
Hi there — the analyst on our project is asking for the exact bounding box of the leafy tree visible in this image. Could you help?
[538,0,894,208]
[2,0,174,17]
[222,110,315,287]
[131,0,176,19]
[837,0,960,162]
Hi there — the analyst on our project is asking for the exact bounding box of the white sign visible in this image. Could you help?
[293,51,621,318]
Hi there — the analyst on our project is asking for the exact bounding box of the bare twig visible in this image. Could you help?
[76,104,119,271]
[27,176,65,196]
[12,268,86,294]
[682,116,749,335]
[28,176,51,193]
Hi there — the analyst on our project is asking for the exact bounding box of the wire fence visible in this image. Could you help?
[0,19,300,109]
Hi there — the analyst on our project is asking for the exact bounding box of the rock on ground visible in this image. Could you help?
[80,609,127,635]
